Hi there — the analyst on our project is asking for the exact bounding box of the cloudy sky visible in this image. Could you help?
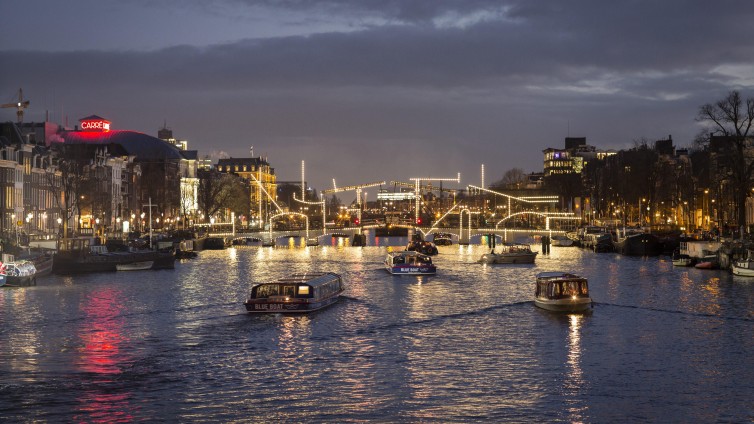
[2,0,754,192]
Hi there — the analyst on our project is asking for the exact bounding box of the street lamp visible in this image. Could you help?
[704,189,710,229]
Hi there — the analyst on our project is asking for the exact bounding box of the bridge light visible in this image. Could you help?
[416,217,422,225]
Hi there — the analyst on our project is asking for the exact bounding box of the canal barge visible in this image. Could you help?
[534,272,592,312]
[385,251,437,275]
[244,272,345,313]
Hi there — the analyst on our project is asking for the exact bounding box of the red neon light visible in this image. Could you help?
[80,119,111,132]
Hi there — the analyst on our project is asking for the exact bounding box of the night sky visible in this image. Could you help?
[2,1,753,193]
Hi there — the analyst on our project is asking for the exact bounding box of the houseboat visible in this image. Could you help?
[534,272,592,313]
[53,238,175,274]
[244,272,345,313]
[385,250,437,275]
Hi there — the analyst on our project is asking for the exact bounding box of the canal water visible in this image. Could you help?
[1,238,753,422]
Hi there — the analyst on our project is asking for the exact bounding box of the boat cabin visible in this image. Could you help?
[245,272,344,313]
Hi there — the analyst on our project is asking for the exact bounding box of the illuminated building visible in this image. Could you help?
[216,156,276,226]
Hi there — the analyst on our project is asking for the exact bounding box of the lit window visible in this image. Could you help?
[298,286,310,295]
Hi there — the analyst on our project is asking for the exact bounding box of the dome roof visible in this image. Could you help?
[60,130,185,160]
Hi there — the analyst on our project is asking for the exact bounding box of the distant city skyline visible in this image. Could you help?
[2,0,754,191]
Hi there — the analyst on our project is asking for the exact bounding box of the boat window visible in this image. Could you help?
[283,285,295,297]
[256,284,279,298]
[298,285,310,296]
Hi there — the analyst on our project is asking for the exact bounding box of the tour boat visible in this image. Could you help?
[534,272,592,313]
[116,261,154,271]
[432,232,453,246]
[385,251,437,275]
[244,272,345,313]
[0,260,38,287]
[479,243,538,264]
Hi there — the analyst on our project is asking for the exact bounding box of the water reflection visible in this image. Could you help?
[75,287,134,422]
[564,314,588,422]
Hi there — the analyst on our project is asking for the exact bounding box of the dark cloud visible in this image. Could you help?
[2,0,754,188]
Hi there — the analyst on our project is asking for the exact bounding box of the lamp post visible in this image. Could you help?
[704,189,709,229]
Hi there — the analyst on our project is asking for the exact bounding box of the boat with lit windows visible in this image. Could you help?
[534,272,592,312]
[432,232,453,246]
[385,250,437,275]
[479,243,538,264]
[244,272,345,313]
[0,259,38,287]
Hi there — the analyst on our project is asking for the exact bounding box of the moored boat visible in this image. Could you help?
[0,259,38,287]
[479,243,538,264]
[614,232,663,256]
[385,250,437,275]
[534,272,592,312]
[732,259,754,277]
[53,238,175,274]
[671,249,693,267]
[244,272,345,313]
[550,235,574,247]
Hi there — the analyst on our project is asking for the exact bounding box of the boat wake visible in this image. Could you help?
[592,302,754,322]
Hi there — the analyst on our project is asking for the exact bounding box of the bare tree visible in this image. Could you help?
[696,90,754,229]
[492,168,528,189]
[198,170,238,217]
[47,144,92,238]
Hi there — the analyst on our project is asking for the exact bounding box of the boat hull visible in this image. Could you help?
[116,261,154,271]
[1,275,36,287]
[534,297,592,312]
[245,296,341,313]
[53,251,175,274]
[479,252,537,264]
[615,234,663,256]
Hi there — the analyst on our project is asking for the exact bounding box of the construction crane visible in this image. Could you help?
[322,181,385,233]
[1,89,30,123]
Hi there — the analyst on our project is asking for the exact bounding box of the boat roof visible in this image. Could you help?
[257,272,341,287]
[536,271,586,281]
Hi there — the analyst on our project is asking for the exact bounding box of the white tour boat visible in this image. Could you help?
[534,272,592,312]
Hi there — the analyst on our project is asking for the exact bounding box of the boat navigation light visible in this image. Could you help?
[571,295,577,300]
